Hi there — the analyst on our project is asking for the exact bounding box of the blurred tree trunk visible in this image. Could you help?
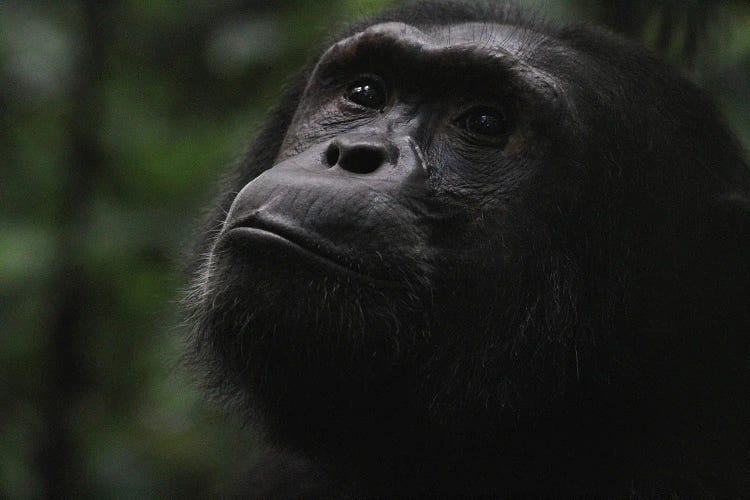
[37,1,112,497]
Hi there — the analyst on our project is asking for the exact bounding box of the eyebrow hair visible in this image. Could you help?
[312,23,560,101]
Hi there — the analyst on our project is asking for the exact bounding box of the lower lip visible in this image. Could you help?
[224,226,392,285]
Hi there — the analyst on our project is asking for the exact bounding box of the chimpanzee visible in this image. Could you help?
[184,1,750,496]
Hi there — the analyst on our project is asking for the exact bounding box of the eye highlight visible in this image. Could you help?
[458,106,509,139]
[345,76,387,110]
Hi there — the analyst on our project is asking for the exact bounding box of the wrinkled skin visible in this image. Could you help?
[186,2,750,497]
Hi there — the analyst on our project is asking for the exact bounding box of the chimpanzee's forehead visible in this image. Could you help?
[355,22,540,58]
[315,21,554,96]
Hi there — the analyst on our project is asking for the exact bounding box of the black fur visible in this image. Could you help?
[184,1,750,496]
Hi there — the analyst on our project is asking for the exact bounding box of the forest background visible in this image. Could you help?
[2,0,749,497]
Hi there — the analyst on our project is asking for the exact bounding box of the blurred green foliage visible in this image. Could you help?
[1,0,748,497]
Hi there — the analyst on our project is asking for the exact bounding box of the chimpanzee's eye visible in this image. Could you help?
[459,107,509,138]
[345,76,387,110]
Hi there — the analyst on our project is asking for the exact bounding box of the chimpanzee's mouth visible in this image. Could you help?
[222,216,394,285]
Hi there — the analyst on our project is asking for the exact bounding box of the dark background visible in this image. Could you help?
[2,0,748,497]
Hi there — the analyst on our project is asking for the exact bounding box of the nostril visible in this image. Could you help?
[325,137,390,174]
[342,145,385,174]
[324,142,340,168]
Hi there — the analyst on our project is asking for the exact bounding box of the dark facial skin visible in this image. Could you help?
[223,23,547,281]
[188,6,750,497]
